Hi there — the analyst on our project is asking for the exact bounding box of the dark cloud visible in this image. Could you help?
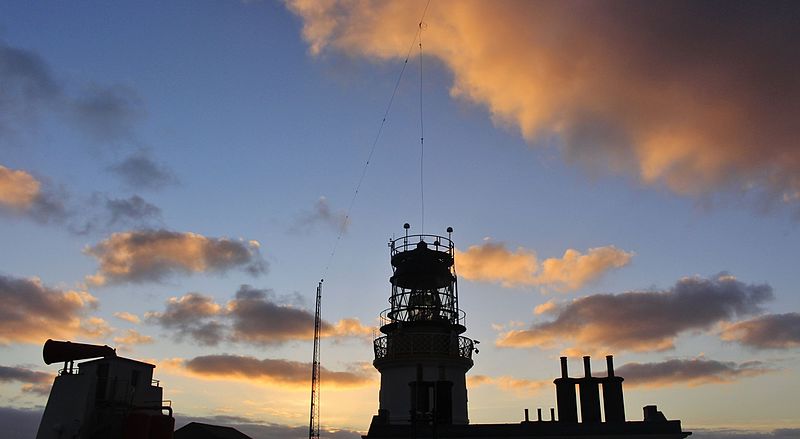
[0,40,144,145]
[0,366,53,396]
[289,1,800,216]
[0,274,97,345]
[721,313,800,349]
[615,358,773,388]
[496,274,772,352]
[144,293,226,346]
[184,354,372,388]
[228,286,316,344]
[84,230,266,285]
[293,197,349,233]
[68,84,144,142]
[108,150,177,191]
[175,414,362,439]
[146,287,370,346]
[71,194,162,235]
[0,41,60,137]
[0,406,44,439]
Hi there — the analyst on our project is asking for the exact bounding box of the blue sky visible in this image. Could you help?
[1,1,799,438]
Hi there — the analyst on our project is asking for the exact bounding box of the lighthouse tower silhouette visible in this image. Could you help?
[371,224,476,426]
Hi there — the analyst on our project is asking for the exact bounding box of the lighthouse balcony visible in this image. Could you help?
[373,333,474,363]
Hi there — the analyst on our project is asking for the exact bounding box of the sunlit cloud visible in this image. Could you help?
[288,1,800,214]
[0,274,98,345]
[183,355,373,388]
[496,274,772,353]
[113,329,154,346]
[468,374,548,395]
[84,230,267,285]
[456,242,632,291]
[113,311,141,324]
[0,164,67,224]
[616,357,774,388]
[0,165,40,210]
[720,313,800,350]
[79,317,113,340]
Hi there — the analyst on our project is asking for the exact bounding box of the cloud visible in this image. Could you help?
[183,354,373,388]
[0,165,40,210]
[108,150,177,191]
[287,1,800,214]
[456,242,632,291]
[0,274,98,345]
[496,274,772,352]
[615,357,774,388]
[113,329,154,346]
[0,365,53,395]
[0,41,60,137]
[146,287,372,346]
[720,313,800,349]
[72,194,163,235]
[468,374,548,395]
[1,165,160,233]
[68,84,144,142]
[145,293,226,346]
[0,40,143,144]
[113,311,141,324]
[293,197,349,233]
[79,317,113,340]
[84,230,267,285]
[0,164,68,224]
[227,286,316,344]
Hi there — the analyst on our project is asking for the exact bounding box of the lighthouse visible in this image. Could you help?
[370,224,476,427]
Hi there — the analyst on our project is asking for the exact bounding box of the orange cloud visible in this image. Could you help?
[468,374,548,395]
[456,242,632,291]
[85,230,266,285]
[113,329,154,346]
[183,355,374,388]
[0,274,98,345]
[113,311,141,324]
[0,165,40,210]
[287,1,800,212]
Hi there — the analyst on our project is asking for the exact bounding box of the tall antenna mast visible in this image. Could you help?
[309,280,323,439]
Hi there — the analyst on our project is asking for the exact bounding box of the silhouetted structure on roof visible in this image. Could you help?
[174,422,253,439]
[36,339,174,439]
[364,225,691,439]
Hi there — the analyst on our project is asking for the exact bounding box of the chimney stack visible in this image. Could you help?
[579,356,601,423]
[602,355,626,423]
[554,357,578,423]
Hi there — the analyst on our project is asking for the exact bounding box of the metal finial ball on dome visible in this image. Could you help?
[404,223,410,229]
[447,226,453,233]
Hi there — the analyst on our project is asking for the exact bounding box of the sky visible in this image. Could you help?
[1,1,799,438]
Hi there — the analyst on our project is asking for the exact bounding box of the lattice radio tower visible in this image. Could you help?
[308,280,323,439]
